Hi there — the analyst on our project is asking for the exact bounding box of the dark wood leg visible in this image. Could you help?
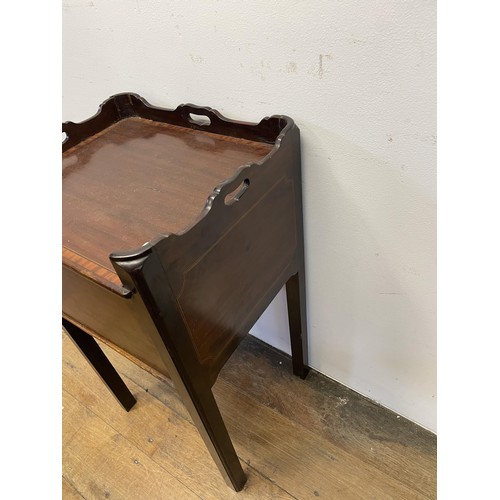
[112,251,246,491]
[286,271,309,379]
[170,374,247,491]
[62,318,136,411]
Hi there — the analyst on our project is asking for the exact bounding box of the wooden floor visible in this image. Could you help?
[62,332,436,499]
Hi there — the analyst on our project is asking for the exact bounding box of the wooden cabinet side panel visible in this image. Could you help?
[62,266,168,375]
[175,177,297,371]
[160,127,302,378]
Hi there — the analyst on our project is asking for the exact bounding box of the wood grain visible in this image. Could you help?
[63,265,170,376]
[215,379,423,499]
[63,334,294,499]
[63,390,200,500]
[221,337,437,498]
[63,332,436,499]
[63,116,273,277]
[62,477,84,499]
[62,247,123,291]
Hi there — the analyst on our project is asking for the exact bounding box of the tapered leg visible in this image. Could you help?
[285,271,309,379]
[112,251,247,491]
[62,318,136,411]
[171,375,247,491]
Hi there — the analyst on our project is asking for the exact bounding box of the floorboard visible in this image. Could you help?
[62,332,436,499]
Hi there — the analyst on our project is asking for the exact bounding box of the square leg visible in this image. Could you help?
[286,271,309,379]
[63,318,136,411]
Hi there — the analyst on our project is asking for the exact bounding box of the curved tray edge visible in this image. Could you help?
[63,93,296,266]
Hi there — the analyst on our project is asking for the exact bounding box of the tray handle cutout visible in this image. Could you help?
[224,178,250,205]
[188,113,211,126]
[178,104,224,129]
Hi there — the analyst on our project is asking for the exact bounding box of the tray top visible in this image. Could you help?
[63,116,273,275]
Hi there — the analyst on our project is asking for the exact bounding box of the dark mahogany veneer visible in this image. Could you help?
[62,93,308,491]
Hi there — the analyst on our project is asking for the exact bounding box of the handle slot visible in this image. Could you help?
[224,179,250,205]
[188,113,211,126]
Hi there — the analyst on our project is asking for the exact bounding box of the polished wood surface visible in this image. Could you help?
[148,122,304,383]
[63,116,272,277]
[62,264,169,375]
[62,93,306,490]
[63,332,437,499]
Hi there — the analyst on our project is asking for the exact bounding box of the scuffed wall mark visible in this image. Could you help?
[317,54,332,79]
[190,54,204,64]
[285,61,297,73]
[351,37,367,45]
[413,132,437,145]
[252,60,271,81]
[403,266,421,277]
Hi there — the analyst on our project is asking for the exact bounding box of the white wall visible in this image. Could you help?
[63,0,436,432]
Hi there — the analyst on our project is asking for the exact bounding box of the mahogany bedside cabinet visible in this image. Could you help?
[62,93,309,491]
